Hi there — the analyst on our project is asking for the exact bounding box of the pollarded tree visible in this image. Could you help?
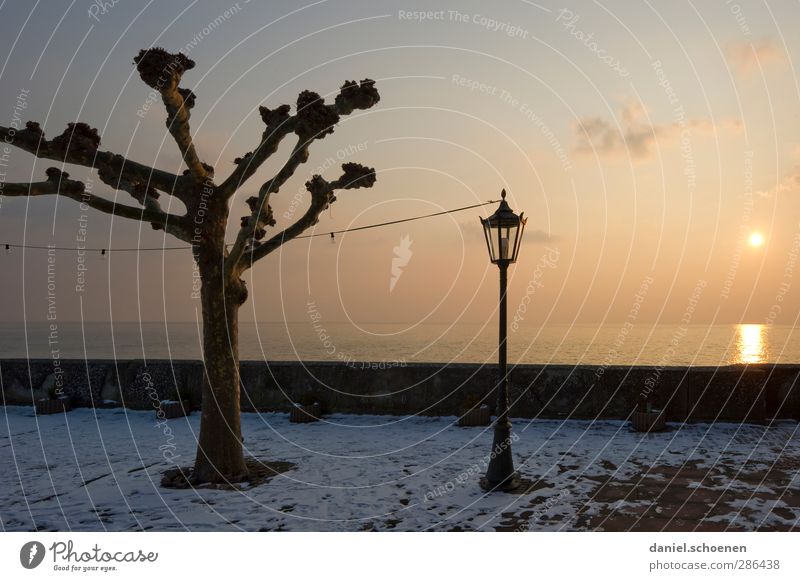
[0,48,379,484]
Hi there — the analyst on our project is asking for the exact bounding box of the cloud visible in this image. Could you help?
[727,39,787,75]
[523,229,558,244]
[574,103,742,160]
[457,219,557,246]
[757,147,800,198]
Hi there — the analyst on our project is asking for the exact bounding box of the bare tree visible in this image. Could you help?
[0,48,379,484]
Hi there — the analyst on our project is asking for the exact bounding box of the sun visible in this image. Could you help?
[749,232,765,247]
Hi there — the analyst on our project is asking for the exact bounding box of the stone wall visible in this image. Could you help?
[2,359,798,422]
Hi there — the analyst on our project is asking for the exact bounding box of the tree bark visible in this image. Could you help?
[193,246,248,484]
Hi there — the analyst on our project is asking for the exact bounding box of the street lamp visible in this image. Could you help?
[479,189,526,492]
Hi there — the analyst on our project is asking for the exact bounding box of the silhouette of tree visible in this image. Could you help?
[0,48,379,485]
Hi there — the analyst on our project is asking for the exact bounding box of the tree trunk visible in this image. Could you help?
[193,255,248,484]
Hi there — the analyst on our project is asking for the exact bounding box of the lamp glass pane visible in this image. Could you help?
[484,221,497,261]
[510,222,520,261]
[500,227,510,260]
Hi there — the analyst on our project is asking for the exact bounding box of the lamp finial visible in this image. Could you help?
[501,188,506,200]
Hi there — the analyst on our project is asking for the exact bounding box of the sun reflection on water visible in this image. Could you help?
[735,324,767,364]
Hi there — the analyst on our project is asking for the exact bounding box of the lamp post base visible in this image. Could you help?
[479,473,521,493]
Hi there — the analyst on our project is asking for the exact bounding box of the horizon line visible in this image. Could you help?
[0,320,783,327]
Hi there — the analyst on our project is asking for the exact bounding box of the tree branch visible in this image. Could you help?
[133,48,210,182]
[226,138,310,274]
[241,162,376,268]
[97,167,159,207]
[219,79,380,198]
[0,123,188,201]
[2,168,189,240]
[218,106,295,197]
[163,88,208,180]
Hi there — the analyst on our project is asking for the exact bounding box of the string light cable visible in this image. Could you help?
[2,199,500,254]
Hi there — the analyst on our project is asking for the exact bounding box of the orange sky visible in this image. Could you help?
[0,0,798,327]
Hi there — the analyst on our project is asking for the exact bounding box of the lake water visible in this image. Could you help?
[0,321,796,366]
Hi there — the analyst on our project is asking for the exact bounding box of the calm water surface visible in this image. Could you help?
[0,322,795,366]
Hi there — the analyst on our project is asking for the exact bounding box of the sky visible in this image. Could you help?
[0,0,798,329]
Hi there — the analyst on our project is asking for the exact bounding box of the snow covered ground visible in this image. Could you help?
[1,406,798,531]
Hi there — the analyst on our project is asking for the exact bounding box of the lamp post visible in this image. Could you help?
[479,189,526,492]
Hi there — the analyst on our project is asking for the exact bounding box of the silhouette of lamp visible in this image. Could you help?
[479,189,526,492]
